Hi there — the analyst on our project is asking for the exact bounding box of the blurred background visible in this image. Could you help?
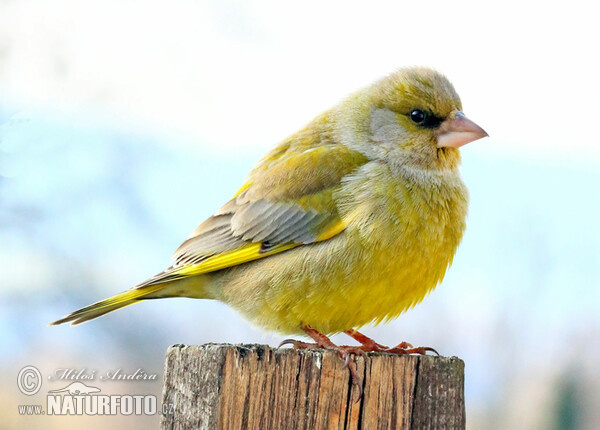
[1,0,599,428]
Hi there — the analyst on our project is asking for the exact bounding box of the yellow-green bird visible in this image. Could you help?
[51,67,487,383]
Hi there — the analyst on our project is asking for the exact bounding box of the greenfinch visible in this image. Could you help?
[52,67,487,379]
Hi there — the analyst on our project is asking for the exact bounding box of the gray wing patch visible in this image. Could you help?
[173,214,244,266]
[171,198,330,267]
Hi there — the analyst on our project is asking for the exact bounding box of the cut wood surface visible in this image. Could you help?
[161,343,465,430]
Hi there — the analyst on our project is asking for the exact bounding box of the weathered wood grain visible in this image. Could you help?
[161,344,465,430]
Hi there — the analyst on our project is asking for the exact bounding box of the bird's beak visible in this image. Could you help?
[436,111,488,149]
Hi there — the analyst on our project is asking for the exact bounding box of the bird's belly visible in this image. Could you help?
[213,207,463,335]
[292,230,454,333]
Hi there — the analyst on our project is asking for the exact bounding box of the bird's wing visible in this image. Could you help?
[142,143,368,286]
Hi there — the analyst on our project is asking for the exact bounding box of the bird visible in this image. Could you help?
[51,67,487,385]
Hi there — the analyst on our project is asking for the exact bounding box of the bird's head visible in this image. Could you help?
[342,67,488,170]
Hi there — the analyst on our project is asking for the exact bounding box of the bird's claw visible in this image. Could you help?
[278,339,316,349]
[339,345,369,358]
[386,345,439,356]
[278,339,294,348]
[339,350,363,400]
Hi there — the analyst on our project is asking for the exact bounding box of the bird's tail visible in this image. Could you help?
[50,273,207,326]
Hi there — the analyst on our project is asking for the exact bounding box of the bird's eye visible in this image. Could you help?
[409,109,427,124]
[408,109,443,128]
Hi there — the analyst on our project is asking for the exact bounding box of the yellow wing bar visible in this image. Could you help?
[173,242,300,277]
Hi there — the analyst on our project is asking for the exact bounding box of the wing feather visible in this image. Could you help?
[147,143,368,285]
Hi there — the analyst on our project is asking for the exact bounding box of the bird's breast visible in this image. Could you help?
[336,161,468,310]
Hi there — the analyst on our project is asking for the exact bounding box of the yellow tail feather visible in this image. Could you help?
[50,284,166,326]
[51,267,211,326]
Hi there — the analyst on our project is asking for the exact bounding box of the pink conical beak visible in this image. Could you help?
[436,111,488,149]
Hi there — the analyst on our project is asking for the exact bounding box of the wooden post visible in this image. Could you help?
[161,344,465,430]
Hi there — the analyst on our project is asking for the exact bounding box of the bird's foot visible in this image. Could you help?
[278,339,317,350]
[343,329,388,352]
[386,343,439,356]
[279,326,364,394]
[344,329,439,356]
[278,327,439,399]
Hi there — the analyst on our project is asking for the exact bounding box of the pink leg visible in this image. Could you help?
[343,329,439,356]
